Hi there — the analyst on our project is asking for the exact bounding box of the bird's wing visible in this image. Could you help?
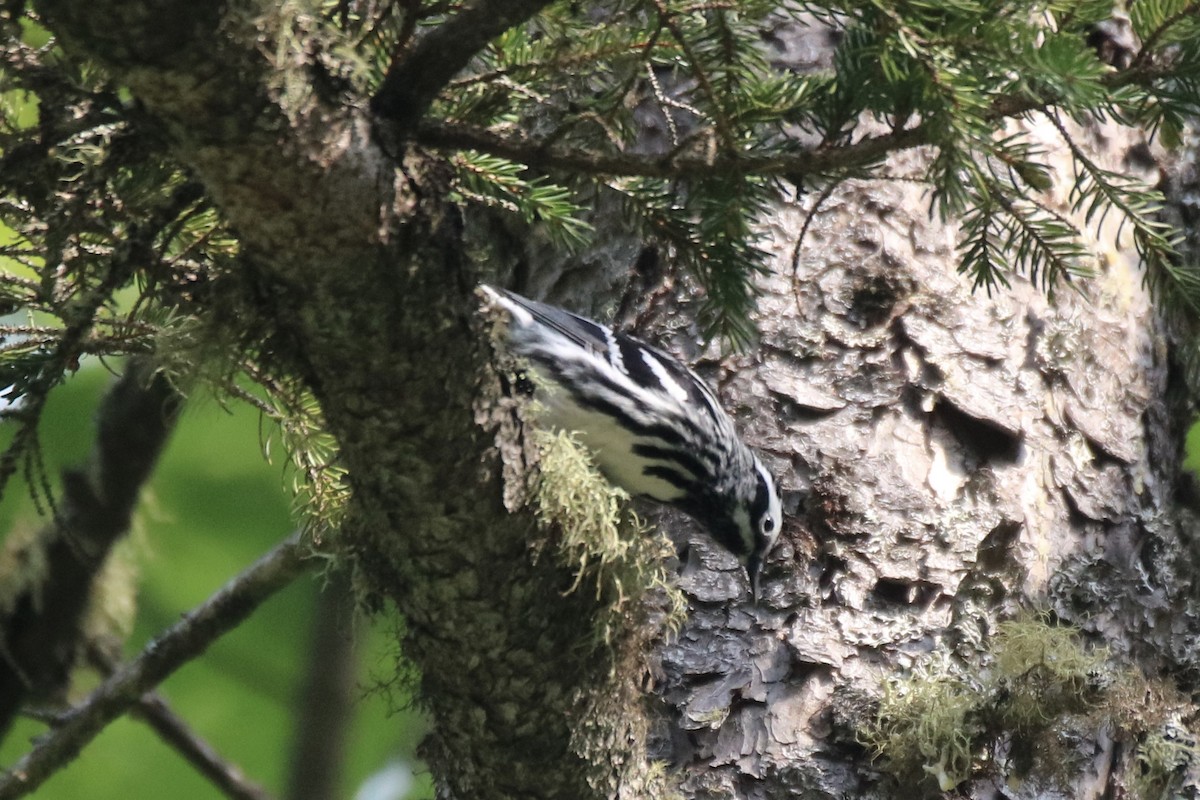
[481,284,727,428]
[482,285,614,358]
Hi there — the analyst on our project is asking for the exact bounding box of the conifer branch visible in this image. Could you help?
[1130,1,1200,71]
[415,63,1174,182]
[416,120,929,178]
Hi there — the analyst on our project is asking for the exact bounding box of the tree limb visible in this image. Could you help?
[415,119,929,177]
[0,532,314,800]
[411,60,1177,181]
[370,0,559,127]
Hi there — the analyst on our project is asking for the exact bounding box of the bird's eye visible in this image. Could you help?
[761,516,775,534]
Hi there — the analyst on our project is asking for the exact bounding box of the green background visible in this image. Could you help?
[0,366,431,799]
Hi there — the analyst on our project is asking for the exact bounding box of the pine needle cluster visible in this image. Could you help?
[0,16,348,526]
[358,0,1200,337]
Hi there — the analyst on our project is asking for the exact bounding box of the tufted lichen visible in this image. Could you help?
[531,428,684,636]
[859,613,1177,795]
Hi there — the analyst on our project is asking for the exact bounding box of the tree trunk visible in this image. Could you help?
[645,119,1198,797]
[34,3,658,799]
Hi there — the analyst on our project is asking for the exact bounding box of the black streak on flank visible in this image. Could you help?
[632,442,713,484]
[616,335,661,392]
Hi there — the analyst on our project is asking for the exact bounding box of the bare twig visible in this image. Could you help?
[0,532,315,800]
[83,645,275,800]
[651,0,735,152]
[135,693,276,800]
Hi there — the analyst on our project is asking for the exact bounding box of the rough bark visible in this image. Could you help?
[639,118,1200,796]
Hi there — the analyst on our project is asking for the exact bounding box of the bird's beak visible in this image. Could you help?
[746,555,762,605]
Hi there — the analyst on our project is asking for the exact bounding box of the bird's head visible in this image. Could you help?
[705,455,781,602]
[742,457,782,601]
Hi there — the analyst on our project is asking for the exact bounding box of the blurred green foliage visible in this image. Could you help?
[1186,421,1200,478]
[0,365,431,799]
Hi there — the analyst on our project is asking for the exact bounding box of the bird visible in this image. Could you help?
[481,284,782,599]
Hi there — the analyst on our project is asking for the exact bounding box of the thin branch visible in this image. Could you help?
[411,49,1177,180]
[416,119,929,178]
[651,0,736,151]
[135,693,276,800]
[790,177,842,321]
[370,0,560,128]
[0,177,204,507]
[83,645,276,800]
[0,532,315,800]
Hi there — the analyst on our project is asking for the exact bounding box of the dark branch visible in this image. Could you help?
[0,359,182,739]
[135,693,276,800]
[415,120,930,178]
[0,532,314,800]
[83,646,276,800]
[370,0,558,128]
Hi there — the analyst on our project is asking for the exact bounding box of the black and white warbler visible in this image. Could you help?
[482,284,782,598]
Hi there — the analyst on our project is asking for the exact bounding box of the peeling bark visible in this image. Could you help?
[645,120,1200,796]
